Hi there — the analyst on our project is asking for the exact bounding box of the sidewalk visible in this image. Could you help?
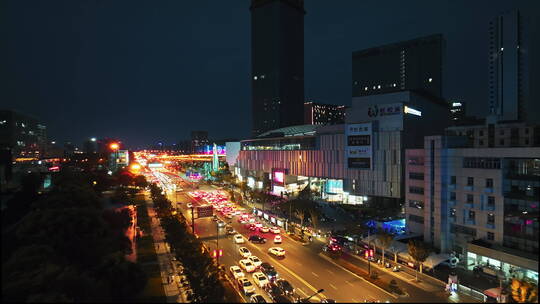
[146,201,182,303]
[343,251,483,303]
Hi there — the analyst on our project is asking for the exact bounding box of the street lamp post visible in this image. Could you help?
[190,205,195,233]
[216,220,220,266]
[301,289,324,302]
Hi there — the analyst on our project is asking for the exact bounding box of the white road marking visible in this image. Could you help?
[345,280,354,286]
[326,269,334,275]
[329,283,337,290]
[296,287,308,297]
[311,271,319,277]
[351,298,359,302]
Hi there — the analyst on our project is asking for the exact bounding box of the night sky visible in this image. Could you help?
[2,0,538,149]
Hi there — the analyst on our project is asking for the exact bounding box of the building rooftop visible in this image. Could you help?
[256,124,317,138]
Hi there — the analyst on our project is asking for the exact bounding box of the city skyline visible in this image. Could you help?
[2,1,539,148]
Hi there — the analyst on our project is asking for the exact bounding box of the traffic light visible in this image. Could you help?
[218,249,223,257]
[212,250,217,258]
[365,250,369,259]
[369,249,374,258]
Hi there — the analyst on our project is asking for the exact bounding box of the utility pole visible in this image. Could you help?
[216,220,220,266]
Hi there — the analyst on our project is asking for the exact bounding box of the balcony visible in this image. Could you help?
[485,204,495,211]
[484,187,494,194]
[486,223,495,229]
[464,202,474,209]
[465,185,474,191]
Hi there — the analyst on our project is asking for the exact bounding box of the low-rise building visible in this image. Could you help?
[405,134,539,285]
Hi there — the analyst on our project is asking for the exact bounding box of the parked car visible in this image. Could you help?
[229,265,245,279]
[227,227,237,235]
[274,235,282,244]
[239,259,257,273]
[249,235,267,244]
[270,227,280,234]
[252,272,270,288]
[239,247,252,258]
[237,277,256,294]
[260,226,270,233]
[234,234,245,244]
[268,247,285,257]
[248,256,262,267]
[259,262,278,281]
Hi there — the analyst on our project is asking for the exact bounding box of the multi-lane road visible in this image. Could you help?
[155,173,395,303]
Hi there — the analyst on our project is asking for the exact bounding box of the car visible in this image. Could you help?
[239,247,252,258]
[260,226,270,233]
[225,213,234,219]
[249,218,256,223]
[264,282,287,302]
[217,220,226,227]
[237,277,256,294]
[249,235,267,244]
[320,299,336,303]
[273,235,282,244]
[259,262,278,281]
[226,227,237,235]
[250,294,267,303]
[239,259,257,272]
[234,234,245,244]
[276,279,294,296]
[255,222,263,228]
[252,272,269,288]
[187,203,193,208]
[248,256,262,267]
[270,227,280,234]
[249,225,258,231]
[268,247,285,257]
[229,265,245,279]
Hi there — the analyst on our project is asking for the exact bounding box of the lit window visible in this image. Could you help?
[373,86,376,89]
[428,78,433,82]
[377,85,381,89]
[253,76,258,80]
[500,47,504,51]
[364,87,368,91]
[393,83,396,87]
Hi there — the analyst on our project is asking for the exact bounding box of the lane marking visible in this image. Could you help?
[296,287,308,297]
[329,283,337,290]
[247,243,327,299]
[326,269,334,275]
[346,280,354,287]
[352,298,359,302]
[311,272,319,277]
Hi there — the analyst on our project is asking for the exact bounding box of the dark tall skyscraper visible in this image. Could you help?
[352,34,444,99]
[250,0,305,137]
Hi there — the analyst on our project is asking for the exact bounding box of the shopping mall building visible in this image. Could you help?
[233,90,450,207]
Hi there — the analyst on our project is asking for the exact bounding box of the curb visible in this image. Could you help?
[318,252,398,299]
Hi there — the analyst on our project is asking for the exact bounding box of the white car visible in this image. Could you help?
[268,247,286,257]
[230,265,245,279]
[239,247,252,258]
[239,259,257,272]
[249,218,256,223]
[252,272,269,288]
[238,277,256,294]
[270,227,280,234]
[260,226,269,233]
[273,235,282,244]
[248,256,262,267]
[234,234,245,244]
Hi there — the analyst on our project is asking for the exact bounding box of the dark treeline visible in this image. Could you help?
[149,183,226,302]
[2,169,147,302]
